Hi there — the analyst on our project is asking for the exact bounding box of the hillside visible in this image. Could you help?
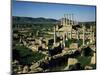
[12,16,59,24]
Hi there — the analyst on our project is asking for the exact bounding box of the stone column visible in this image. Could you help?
[63,14,66,26]
[61,18,63,25]
[66,14,68,25]
[77,30,79,40]
[72,14,74,25]
[19,37,22,43]
[66,32,68,40]
[83,25,85,46]
[70,29,72,39]
[53,26,56,46]
[69,14,71,25]
[64,14,67,26]
[70,14,73,25]
[67,14,69,25]
[63,36,65,47]
[36,30,39,36]
[93,32,95,42]
[70,32,71,39]
[90,25,93,43]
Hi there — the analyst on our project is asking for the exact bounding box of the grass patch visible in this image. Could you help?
[77,56,91,67]
[13,45,46,65]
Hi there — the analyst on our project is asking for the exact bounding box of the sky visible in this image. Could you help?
[12,1,96,22]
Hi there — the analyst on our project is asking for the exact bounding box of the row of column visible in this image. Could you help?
[54,25,95,46]
[61,14,74,26]
[61,14,79,26]
[82,25,95,46]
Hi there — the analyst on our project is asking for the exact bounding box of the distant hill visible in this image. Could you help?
[12,16,96,28]
[78,21,96,26]
[13,16,59,24]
